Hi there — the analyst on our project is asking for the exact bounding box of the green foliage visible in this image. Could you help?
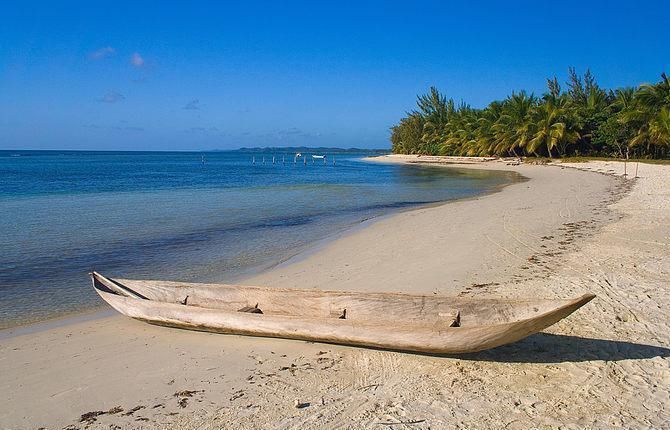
[390,70,670,159]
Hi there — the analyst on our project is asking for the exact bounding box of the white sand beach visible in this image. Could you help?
[1,157,668,429]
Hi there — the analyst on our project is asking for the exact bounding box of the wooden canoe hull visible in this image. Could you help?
[92,273,594,354]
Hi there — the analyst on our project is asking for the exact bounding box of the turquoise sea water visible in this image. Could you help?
[0,150,517,328]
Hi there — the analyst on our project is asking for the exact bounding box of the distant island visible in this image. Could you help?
[226,147,390,154]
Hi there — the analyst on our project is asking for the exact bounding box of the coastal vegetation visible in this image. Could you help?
[390,69,670,159]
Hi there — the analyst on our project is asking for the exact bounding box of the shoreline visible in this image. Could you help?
[242,157,622,295]
[0,162,521,335]
[240,164,525,284]
[2,157,668,429]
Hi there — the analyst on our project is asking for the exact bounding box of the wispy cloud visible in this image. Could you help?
[90,46,115,60]
[97,91,125,103]
[83,124,144,132]
[278,127,304,136]
[276,127,314,139]
[130,52,145,67]
[183,126,219,134]
[183,99,200,110]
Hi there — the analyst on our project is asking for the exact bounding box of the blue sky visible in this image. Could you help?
[1,1,668,150]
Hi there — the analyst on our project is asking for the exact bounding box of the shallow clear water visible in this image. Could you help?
[0,150,517,328]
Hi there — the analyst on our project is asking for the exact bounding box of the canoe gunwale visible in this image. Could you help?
[91,272,595,354]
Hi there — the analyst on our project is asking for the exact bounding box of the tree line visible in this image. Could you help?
[390,69,670,159]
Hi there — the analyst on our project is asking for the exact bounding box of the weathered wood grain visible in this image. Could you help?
[91,272,594,354]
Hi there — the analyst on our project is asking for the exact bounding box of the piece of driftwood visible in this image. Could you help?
[91,272,595,354]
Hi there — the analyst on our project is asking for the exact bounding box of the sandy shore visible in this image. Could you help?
[1,156,668,429]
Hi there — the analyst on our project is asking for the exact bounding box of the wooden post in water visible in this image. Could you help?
[252,156,255,165]
[283,155,285,165]
[303,156,307,165]
[333,155,336,166]
[272,155,275,164]
[263,156,265,165]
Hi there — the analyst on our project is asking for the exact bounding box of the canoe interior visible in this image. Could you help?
[92,273,590,328]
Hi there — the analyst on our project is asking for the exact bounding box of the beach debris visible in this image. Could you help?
[78,406,124,424]
[230,390,245,401]
[378,419,426,426]
[249,354,264,364]
[359,383,381,392]
[279,363,305,375]
[294,399,310,409]
[174,390,204,408]
[318,356,337,370]
[470,282,499,289]
[79,410,105,424]
[123,405,145,416]
[238,303,263,314]
[174,390,203,398]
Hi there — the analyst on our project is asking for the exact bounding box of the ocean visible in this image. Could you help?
[0,150,517,328]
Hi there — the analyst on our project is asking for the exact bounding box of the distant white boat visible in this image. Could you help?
[295,152,302,157]
[312,155,325,159]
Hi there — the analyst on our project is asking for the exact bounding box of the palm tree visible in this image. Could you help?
[493,92,535,156]
[631,107,670,153]
[613,87,636,111]
[390,71,670,159]
[626,74,670,155]
[527,101,580,157]
[636,73,670,109]
[649,107,670,148]
[472,102,502,155]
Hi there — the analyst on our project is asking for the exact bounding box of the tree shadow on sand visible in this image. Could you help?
[456,333,670,364]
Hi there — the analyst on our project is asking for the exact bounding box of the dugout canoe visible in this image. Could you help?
[91,272,594,354]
